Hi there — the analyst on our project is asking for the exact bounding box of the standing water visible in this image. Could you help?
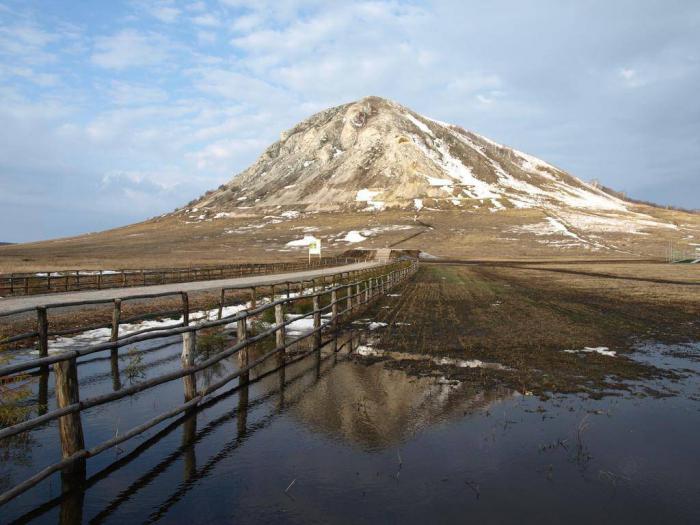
[1,325,699,524]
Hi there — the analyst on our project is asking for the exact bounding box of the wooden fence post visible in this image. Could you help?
[313,295,321,349]
[331,289,338,353]
[331,290,338,328]
[237,317,249,385]
[218,289,225,320]
[274,303,286,364]
[181,292,190,326]
[286,281,291,299]
[36,307,48,358]
[250,287,257,309]
[355,283,361,306]
[347,284,353,313]
[181,332,197,402]
[53,358,85,477]
[111,299,122,341]
[97,271,102,290]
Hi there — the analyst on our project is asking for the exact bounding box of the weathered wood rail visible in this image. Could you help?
[0,260,417,506]
[0,256,368,297]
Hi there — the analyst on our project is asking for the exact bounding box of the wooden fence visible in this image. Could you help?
[0,256,368,297]
[0,260,417,507]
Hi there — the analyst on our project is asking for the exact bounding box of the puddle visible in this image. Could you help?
[1,328,699,524]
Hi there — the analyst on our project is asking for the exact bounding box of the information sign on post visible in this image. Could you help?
[308,237,321,263]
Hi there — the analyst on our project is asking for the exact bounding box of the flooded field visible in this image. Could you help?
[1,265,699,524]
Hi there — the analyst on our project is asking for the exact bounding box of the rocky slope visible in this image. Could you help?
[181,96,688,252]
[196,96,632,214]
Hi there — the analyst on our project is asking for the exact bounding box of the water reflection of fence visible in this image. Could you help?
[0,256,368,297]
[12,331,364,524]
[0,260,417,507]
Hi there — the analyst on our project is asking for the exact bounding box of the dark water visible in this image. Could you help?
[2,331,699,524]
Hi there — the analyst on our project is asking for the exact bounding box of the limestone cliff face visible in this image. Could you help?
[193,96,628,215]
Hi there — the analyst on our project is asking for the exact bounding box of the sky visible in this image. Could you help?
[1,0,699,242]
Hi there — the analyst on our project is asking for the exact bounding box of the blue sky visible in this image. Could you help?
[1,0,698,242]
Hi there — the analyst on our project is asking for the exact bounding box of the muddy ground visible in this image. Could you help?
[359,264,700,399]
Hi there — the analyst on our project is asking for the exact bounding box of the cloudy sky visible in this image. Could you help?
[1,0,698,242]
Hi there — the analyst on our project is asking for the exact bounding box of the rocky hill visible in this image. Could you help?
[1,97,697,271]
[194,96,633,215]
[168,96,693,258]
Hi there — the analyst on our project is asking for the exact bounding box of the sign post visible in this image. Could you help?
[308,237,321,264]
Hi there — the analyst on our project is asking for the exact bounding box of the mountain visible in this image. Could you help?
[193,96,628,215]
[2,97,698,272]
[176,96,695,255]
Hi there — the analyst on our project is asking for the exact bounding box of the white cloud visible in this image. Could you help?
[0,64,59,86]
[107,81,169,106]
[0,23,60,64]
[619,67,644,87]
[152,6,180,23]
[193,13,221,27]
[91,29,173,70]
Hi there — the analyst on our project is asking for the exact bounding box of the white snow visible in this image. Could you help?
[356,188,385,211]
[343,231,367,243]
[405,113,434,136]
[286,235,318,247]
[414,198,423,211]
[356,345,383,357]
[411,133,501,201]
[426,176,453,187]
[563,346,617,357]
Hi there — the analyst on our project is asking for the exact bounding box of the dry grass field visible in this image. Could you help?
[360,263,699,398]
[1,203,698,272]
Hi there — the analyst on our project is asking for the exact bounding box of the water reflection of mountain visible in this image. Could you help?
[287,358,515,450]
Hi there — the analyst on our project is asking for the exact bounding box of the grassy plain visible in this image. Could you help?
[0,203,698,272]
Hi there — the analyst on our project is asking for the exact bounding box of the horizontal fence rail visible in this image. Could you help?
[0,257,369,297]
[0,260,418,507]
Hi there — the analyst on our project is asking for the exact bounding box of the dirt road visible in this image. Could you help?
[0,261,377,314]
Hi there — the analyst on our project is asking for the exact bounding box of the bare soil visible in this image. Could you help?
[359,263,700,399]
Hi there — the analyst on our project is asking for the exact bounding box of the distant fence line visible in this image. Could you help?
[0,259,418,507]
[0,257,369,297]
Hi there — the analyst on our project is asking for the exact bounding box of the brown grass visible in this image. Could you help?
[1,204,698,272]
[360,263,699,398]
